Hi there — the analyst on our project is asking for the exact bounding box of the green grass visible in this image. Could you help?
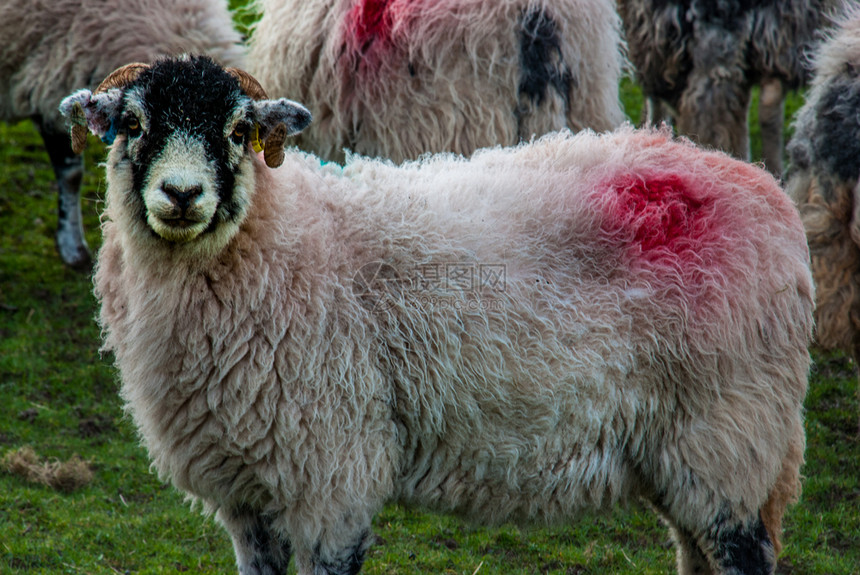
[1,9,859,574]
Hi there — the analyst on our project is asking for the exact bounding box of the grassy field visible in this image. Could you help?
[1,7,859,575]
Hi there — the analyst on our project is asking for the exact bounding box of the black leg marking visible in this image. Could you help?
[517,7,572,109]
[35,119,91,270]
[712,514,774,575]
[220,506,292,575]
[243,516,292,575]
[312,530,370,575]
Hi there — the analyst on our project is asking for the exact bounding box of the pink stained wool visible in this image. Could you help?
[347,0,396,49]
[610,174,706,254]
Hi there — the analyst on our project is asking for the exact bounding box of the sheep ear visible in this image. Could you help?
[252,99,312,168]
[59,88,125,154]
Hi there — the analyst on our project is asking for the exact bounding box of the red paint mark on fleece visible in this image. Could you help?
[348,0,395,50]
[610,175,707,255]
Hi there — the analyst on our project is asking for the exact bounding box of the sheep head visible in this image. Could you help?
[59,55,311,247]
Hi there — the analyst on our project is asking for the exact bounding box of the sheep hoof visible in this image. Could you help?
[56,237,92,272]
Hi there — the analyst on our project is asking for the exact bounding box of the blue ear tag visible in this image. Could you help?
[101,120,118,145]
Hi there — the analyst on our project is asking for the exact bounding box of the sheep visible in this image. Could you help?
[616,0,830,177]
[247,0,626,164]
[0,0,244,270]
[61,55,813,575]
[785,3,860,431]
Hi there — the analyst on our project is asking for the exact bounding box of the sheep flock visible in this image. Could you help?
[0,0,857,573]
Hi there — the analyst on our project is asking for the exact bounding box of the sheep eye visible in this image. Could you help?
[127,119,141,138]
[230,125,247,145]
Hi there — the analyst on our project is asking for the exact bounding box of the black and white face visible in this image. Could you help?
[117,58,256,245]
[61,55,311,252]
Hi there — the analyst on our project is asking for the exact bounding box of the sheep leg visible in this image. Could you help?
[678,75,751,161]
[652,517,711,575]
[642,96,672,129]
[661,508,774,575]
[648,502,713,574]
[35,120,92,270]
[647,454,779,574]
[758,78,785,178]
[217,507,292,575]
[703,513,775,575]
[304,529,370,575]
[677,26,751,161]
[759,417,804,556]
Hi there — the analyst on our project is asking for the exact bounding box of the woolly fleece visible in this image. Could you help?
[0,0,244,132]
[618,0,832,174]
[248,0,625,163]
[95,123,813,571]
[786,3,860,407]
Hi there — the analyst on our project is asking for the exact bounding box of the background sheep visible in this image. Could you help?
[63,55,813,575]
[617,0,830,176]
[786,4,860,431]
[0,0,244,269]
[248,0,626,163]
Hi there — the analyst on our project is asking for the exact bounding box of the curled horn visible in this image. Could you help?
[226,67,288,168]
[226,67,269,100]
[94,62,150,94]
[69,62,149,154]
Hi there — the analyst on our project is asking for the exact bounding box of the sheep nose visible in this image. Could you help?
[162,183,203,211]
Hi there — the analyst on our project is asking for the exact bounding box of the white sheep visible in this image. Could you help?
[62,55,813,575]
[247,0,626,163]
[786,3,860,430]
[617,0,831,177]
[0,0,244,269]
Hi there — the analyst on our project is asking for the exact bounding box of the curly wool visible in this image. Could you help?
[247,0,625,163]
[786,3,860,356]
[95,126,813,567]
[0,0,244,133]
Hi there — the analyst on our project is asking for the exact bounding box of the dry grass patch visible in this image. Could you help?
[2,446,94,493]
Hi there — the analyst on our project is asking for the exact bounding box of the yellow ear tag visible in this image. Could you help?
[251,124,264,153]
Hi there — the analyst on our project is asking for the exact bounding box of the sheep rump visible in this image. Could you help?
[248,0,625,163]
[0,0,243,268]
[92,89,813,573]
